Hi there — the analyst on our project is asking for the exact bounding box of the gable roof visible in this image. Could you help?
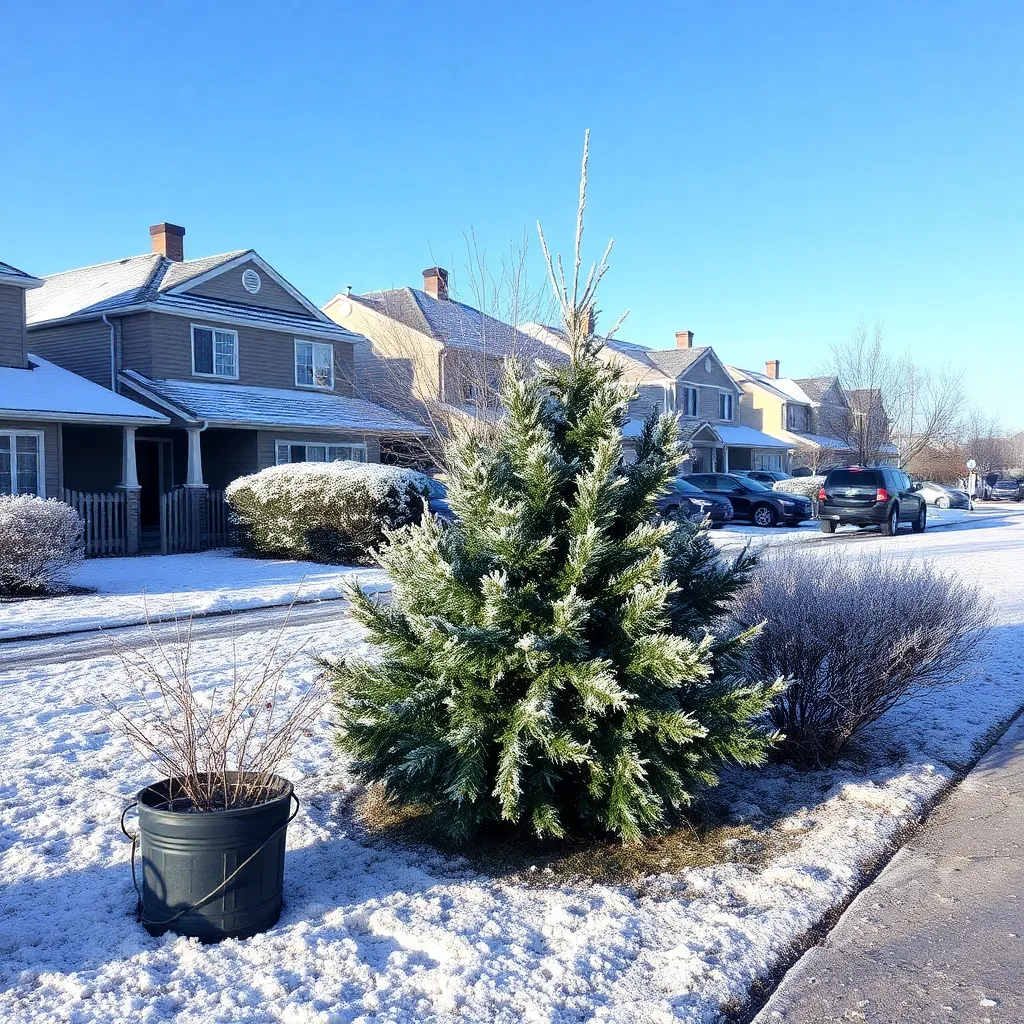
[119,372,427,435]
[645,346,711,378]
[794,376,843,405]
[26,250,358,342]
[0,260,43,289]
[351,288,565,362]
[728,365,814,406]
[0,354,168,425]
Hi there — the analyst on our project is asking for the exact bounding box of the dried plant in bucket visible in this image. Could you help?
[101,613,328,941]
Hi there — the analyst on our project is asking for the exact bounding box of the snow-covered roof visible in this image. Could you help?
[119,372,429,435]
[779,430,851,450]
[794,376,841,405]
[0,355,169,425]
[26,250,360,343]
[355,289,565,362]
[0,260,43,289]
[728,366,813,406]
[715,424,794,450]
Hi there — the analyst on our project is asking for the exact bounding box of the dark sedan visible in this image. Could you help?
[734,469,793,486]
[687,473,812,527]
[656,477,734,528]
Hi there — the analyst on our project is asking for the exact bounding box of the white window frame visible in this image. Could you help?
[274,439,366,465]
[191,323,239,380]
[0,429,46,498]
[719,392,734,420]
[294,339,334,390]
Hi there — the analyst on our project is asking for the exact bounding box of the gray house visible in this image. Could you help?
[1,259,168,534]
[24,224,425,552]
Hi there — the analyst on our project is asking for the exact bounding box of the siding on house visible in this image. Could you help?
[61,424,123,492]
[256,429,381,470]
[182,259,316,317]
[679,355,737,394]
[0,285,27,369]
[627,382,670,422]
[0,418,60,497]
[25,319,113,386]
[119,313,356,396]
[202,428,260,489]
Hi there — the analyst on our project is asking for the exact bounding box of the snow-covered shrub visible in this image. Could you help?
[773,475,824,516]
[0,494,84,596]
[731,549,992,765]
[225,461,430,564]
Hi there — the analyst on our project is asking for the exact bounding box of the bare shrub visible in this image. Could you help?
[731,549,993,765]
[99,616,326,810]
[0,494,83,596]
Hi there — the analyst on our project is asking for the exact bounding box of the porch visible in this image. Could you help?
[683,423,794,476]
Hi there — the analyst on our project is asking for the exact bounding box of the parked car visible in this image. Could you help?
[686,473,812,527]
[422,477,455,522]
[912,481,972,509]
[818,466,927,536]
[656,477,735,528]
[989,478,1023,501]
[733,470,793,486]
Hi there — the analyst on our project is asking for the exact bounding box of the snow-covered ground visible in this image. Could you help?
[1,512,1022,1023]
[0,551,387,641]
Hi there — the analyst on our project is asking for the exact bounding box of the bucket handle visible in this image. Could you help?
[126,791,300,930]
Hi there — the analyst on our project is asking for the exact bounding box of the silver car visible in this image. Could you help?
[913,481,972,509]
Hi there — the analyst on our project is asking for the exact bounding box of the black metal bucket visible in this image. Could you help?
[123,772,297,942]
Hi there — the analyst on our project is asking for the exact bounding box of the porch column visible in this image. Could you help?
[721,446,730,473]
[116,426,141,556]
[186,426,206,488]
[185,426,207,552]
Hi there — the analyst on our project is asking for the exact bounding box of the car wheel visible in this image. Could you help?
[820,519,837,534]
[937,496,950,509]
[881,505,899,536]
[912,504,927,533]
[752,504,777,528]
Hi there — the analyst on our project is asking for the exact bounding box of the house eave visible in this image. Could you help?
[0,407,169,426]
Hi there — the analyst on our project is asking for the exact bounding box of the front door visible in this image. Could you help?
[136,439,171,529]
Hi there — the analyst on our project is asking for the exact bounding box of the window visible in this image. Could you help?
[462,382,480,402]
[681,386,698,417]
[0,431,44,497]
[274,441,366,465]
[719,392,734,420]
[192,325,238,378]
[294,340,334,389]
[754,452,783,472]
[785,404,808,431]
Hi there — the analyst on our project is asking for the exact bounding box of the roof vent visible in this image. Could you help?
[241,268,262,294]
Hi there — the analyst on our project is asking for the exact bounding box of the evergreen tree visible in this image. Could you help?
[331,136,781,843]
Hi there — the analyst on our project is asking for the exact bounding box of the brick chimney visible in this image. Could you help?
[765,359,780,379]
[583,306,595,335]
[150,222,185,262]
[675,330,694,349]
[422,266,449,301]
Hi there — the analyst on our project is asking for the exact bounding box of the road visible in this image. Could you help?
[0,598,354,672]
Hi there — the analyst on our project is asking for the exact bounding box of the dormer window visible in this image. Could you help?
[719,392,734,420]
[191,324,238,379]
[295,340,334,389]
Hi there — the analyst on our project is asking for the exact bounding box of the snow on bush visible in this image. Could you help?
[0,494,84,596]
[731,548,993,765]
[774,474,824,515]
[226,461,430,564]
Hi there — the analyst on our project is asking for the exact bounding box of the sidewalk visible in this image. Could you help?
[754,715,1024,1023]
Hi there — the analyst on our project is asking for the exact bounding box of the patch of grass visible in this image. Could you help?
[356,785,799,888]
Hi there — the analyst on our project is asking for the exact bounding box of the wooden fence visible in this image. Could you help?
[160,487,232,554]
[62,489,128,557]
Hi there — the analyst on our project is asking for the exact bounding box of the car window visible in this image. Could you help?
[739,476,770,491]
[672,478,703,494]
[827,469,880,488]
[715,476,745,492]
[689,475,714,489]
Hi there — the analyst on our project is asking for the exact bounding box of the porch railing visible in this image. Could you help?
[62,489,128,557]
[160,487,233,555]
[207,488,232,548]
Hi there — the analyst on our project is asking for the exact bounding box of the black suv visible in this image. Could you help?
[687,473,812,527]
[819,466,927,536]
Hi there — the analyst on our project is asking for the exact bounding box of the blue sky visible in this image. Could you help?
[2,1,1021,427]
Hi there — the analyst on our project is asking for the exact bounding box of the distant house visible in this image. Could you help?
[1,259,167,518]
[522,324,791,473]
[25,224,425,551]
[321,268,564,453]
[728,362,897,472]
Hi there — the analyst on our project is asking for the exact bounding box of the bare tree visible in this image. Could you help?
[828,321,964,469]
